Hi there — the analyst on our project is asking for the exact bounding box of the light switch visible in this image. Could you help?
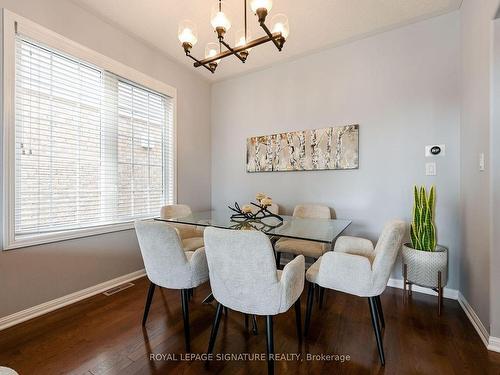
[426,162,437,176]
[479,153,485,171]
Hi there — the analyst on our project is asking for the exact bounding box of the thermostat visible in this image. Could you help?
[425,144,445,157]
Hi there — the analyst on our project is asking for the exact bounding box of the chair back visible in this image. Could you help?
[160,204,192,219]
[134,220,191,289]
[204,227,282,314]
[372,220,407,292]
[293,204,330,219]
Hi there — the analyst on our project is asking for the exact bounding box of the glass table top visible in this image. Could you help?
[154,209,351,244]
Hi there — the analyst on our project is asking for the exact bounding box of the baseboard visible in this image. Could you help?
[0,269,146,331]
[387,278,458,300]
[457,292,490,347]
[488,336,500,353]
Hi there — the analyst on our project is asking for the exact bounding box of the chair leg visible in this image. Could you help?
[304,282,315,336]
[252,315,259,335]
[368,297,385,365]
[265,315,275,375]
[142,282,156,326]
[275,251,282,269]
[181,289,191,352]
[207,303,224,357]
[319,287,325,309]
[375,295,385,328]
[294,297,302,341]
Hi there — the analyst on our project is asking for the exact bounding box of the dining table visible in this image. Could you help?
[154,209,351,244]
[155,209,352,306]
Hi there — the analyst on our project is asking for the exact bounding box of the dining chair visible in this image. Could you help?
[0,367,19,375]
[160,204,204,252]
[203,227,305,375]
[304,220,406,365]
[275,204,331,266]
[134,220,209,352]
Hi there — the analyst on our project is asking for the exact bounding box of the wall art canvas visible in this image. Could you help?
[246,124,359,172]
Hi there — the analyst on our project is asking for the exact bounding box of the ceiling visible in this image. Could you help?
[72,0,462,82]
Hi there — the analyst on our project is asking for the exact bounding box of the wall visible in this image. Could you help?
[460,0,500,335]
[491,14,500,339]
[0,0,211,318]
[211,12,461,286]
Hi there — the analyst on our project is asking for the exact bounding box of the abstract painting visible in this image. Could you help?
[246,124,359,172]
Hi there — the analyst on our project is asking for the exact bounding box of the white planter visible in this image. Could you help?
[402,244,448,288]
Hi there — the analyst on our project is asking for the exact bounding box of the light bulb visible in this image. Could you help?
[211,1,232,33]
[271,14,289,39]
[235,29,252,50]
[178,20,198,46]
[205,42,221,64]
[250,0,273,14]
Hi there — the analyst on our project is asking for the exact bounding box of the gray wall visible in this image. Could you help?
[0,0,211,318]
[211,12,461,287]
[459,0,500,334]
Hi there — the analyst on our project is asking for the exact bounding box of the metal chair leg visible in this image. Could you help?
[142,282,156,326]
[180,289,191,352]
[294,297,302,341]
[304,282,315,336]
[206,303,224,360]
[252,315,259,335]
[265,315,275,375]
[375,295,385,328]
[319,287,325,309]
[368,297,385,365]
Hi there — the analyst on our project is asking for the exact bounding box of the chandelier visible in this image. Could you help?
[178,0,289,73]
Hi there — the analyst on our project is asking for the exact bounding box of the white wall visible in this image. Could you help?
[0,0,211,318]
[211,12,461,287]
[460,0,500,335]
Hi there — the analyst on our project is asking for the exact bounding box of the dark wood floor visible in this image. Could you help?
[1,277,499,375]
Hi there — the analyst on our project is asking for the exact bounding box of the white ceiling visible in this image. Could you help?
[72,0,462,82]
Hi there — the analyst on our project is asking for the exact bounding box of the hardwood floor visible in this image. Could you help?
[1,277,499,375]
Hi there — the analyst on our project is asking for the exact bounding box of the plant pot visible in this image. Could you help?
[402,244,448,288]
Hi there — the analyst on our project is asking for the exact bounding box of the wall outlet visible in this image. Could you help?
[425,144,446,157]
[426,162,437,176]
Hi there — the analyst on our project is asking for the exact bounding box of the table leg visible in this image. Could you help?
[202,293,215,304]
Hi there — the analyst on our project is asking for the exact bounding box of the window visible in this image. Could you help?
[3,12,176,249]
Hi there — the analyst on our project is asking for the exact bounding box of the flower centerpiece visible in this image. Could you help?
[228,193,283,223]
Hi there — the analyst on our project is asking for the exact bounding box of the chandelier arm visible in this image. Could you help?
[259,21,282,51]
[186,53,215,73]
[194,32,282,67]
[220,39,246,63]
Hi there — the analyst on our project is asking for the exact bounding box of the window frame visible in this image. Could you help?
[2,10,178,250]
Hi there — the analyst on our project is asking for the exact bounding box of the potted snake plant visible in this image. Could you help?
[402,186,448,305]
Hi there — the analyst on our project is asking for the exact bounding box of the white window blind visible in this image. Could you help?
[14,36,175,238]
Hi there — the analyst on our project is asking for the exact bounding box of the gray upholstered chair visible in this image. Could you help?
[160,204,204,252]
[275,204,331,266]
[304,220,406,365]
[203,227,305,375]
[134,220,209,352]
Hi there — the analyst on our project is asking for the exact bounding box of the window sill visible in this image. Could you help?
[2,220,152,251]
